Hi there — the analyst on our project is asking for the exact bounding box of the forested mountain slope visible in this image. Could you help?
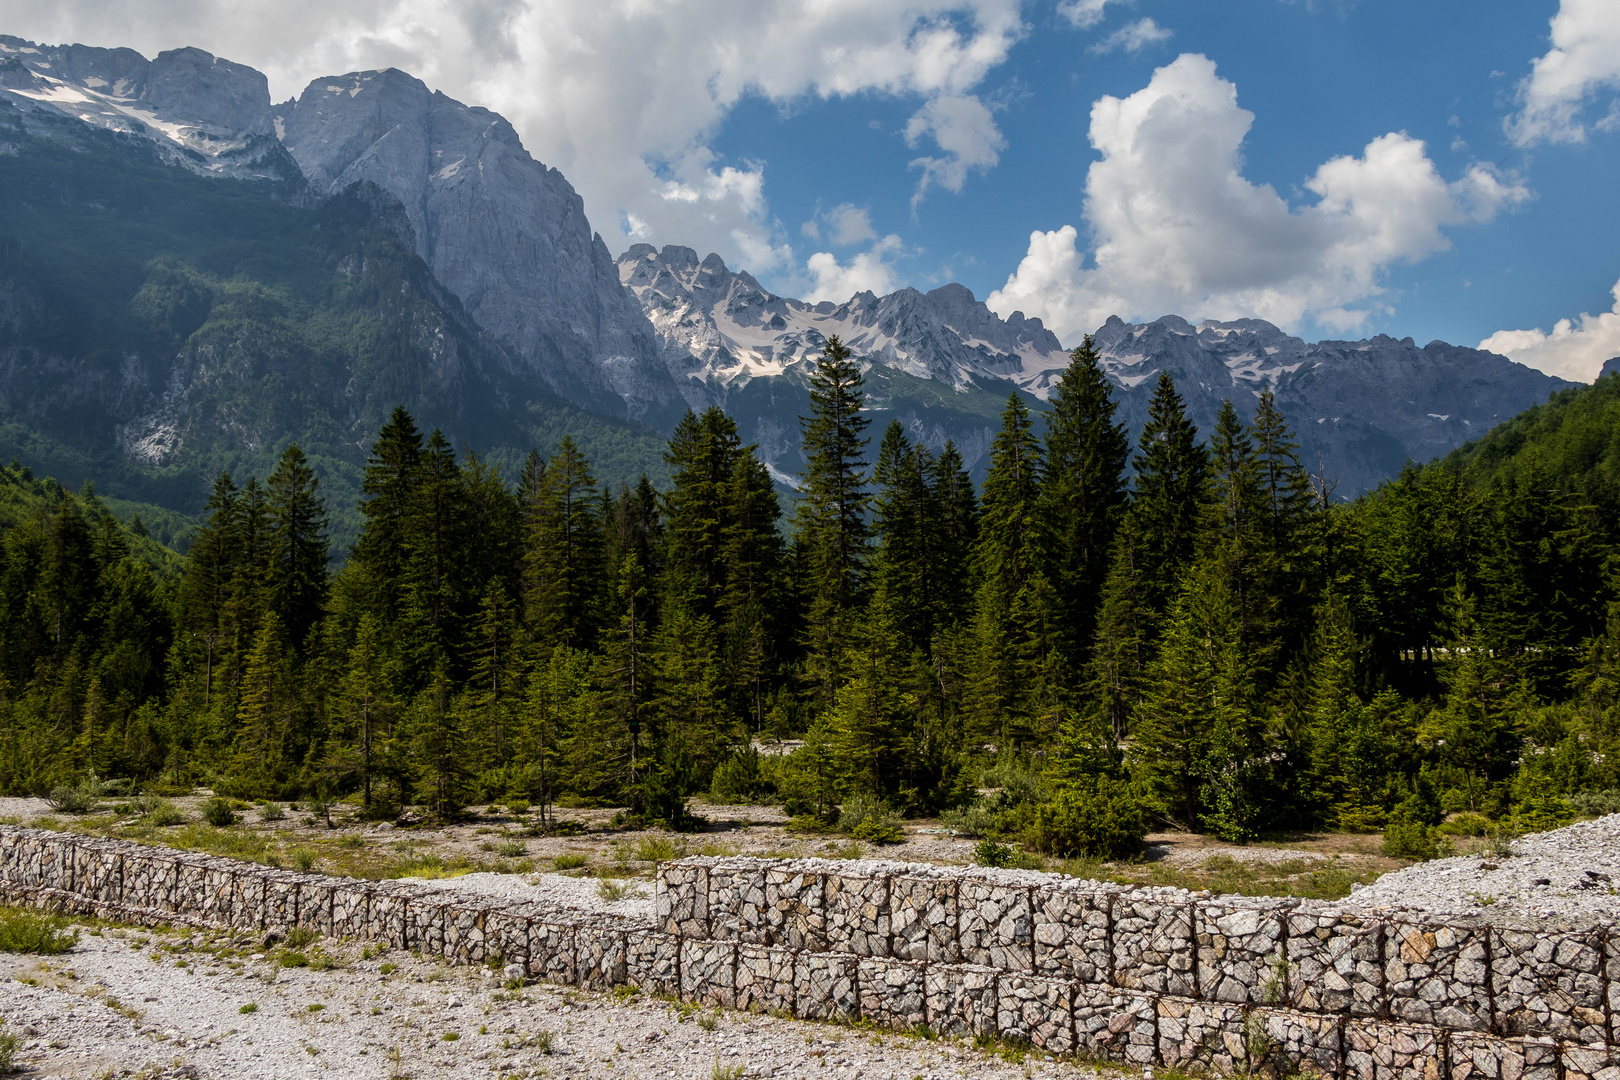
[1436,368,1620,514]
[0,98,667,547]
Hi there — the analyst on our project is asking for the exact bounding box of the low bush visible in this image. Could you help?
[836,794,905,845]
[0,1024,17,1072]
[938,802,997,838]
[1569,788,1620,818]
[0,910,78,954]
[1028,777,1149,860]
[201,798,237,827]
[290,848,318,871]
[1438,812,1492,837]
[973,838,1013,868]
[146,800,185,827]
[259,803,287,822]
[633,837,683,863]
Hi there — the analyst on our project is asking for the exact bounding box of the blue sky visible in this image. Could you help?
[12,0,1620,377]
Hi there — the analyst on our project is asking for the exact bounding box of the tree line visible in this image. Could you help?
[1,336,1616,855]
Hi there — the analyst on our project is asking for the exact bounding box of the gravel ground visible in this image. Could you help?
[0,925,1098,1080]
[1351,813,1620,924]
[402,870,657,921]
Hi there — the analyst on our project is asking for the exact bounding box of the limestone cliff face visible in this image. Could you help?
[273,70,683,425]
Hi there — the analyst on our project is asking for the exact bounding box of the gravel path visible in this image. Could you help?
[0,925,1099,1080]
[1351,814,1620,924]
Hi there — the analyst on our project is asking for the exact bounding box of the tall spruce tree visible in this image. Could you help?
[524,437,604,653]
[265,445,330,651]
[1042,336,1130,668]
[354,407,424,622]
[1132,372,1209,606]
[794,335,871,701]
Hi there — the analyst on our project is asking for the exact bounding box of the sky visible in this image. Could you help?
[5,0,1620,380]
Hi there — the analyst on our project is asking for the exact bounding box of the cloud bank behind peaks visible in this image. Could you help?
[1480,278,1620,382]
[987,54,1528,343]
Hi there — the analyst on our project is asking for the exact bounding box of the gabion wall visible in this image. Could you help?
[3,828,1618,1080]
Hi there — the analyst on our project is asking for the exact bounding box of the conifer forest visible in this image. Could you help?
[3,336,1619,859]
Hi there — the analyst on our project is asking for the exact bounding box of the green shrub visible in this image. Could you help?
[1569,788,1620,818]
[1438,813,1491,837]
[146,800,185,827]
[974,838,1013,868]
[260,803,287,822]
[1511,792,1574,836]
[0,910,78,954]
[291,848,318,871]
[709,748,776,805]
[938,802,997,838]
[836,794,905,845]
[201,798,237,827]
[552,854,588,871]
[492,840,526,857]
[633,837,683,862]
[285,927,319,949]
[1381,819,1440,860]
[1028,778,1149,860]
[504,800,530,817]
[0,1025,17,1072]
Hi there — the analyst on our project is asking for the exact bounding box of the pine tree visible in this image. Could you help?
[1132,372,1209,605]
[265,445,330,651]
[412,660,467,818]
[467,582,521,792]
[335,613,398,811]
[355,407,424,622]
[1042,336,1130,669]
[794,335,871,701]
[401,431,467,663]
[928,440,979,630]
[597,553,652,811]
[1087,516,1154,742]
[232,614,287,791]
[871,421,935,650]
[647,604,735,825]
[524,437,604,653]
[825,587,910,800]
[663,408,742,617]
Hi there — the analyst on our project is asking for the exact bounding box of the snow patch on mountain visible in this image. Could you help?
[618,244,1071,395]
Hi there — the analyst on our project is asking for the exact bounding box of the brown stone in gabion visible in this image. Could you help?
[958,877,1031,972]
[1383,920,1491,1031]
[123,851,176,912]
[1249,1006,1344,1079]
[625,929,680,996]
[657,862,708,938]
[72,840,122,904]
[859,957,928,1030]
[1112,895,1197,998]
[443,904,488,966]
[1448,1030,1559,1080]
[734,943,795,1014]
[707,863,769,944]
[1032,883,1112,984]
[679,939,736,1008]
[529,920,577,984]
[330,883,371,940]
[367,882,415,949]
[204,860,242,924]
[825,871,890,957]
[295,876,336,937]
[923,963,998,1038]
[1286,905,1385,1017]
[997,973,1076,1054]
[264,872,302,933]
[577,921,628,991]
[409,895,450,958]
[1560,1041,1620,1080]
[228,867,267,931]
[1196,897,1296,1005]
[1156,996,1247,1074]
[484,907,533,971]
[1074,985,1157,1065]
[1491,926,1606,1043]
[1343,1019,1444,1080]
[794,953,858,1021]
[890,875,959,964]
[764,866,824,951]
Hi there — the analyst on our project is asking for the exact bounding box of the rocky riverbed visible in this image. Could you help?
[1351,813,1620,924]
[0,923,1099,1080]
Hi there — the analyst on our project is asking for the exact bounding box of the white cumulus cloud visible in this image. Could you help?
[1506,0,1620,147]
[6,0,1025,277]
[803,235,906,303]
[987,53,1529,342]
[1058,0,1123,30]
[904,93,1006,208]
[1479,278,1620,382]
[1090,17,1172,55]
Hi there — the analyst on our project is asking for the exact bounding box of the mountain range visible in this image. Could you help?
[0,34,1583,539]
